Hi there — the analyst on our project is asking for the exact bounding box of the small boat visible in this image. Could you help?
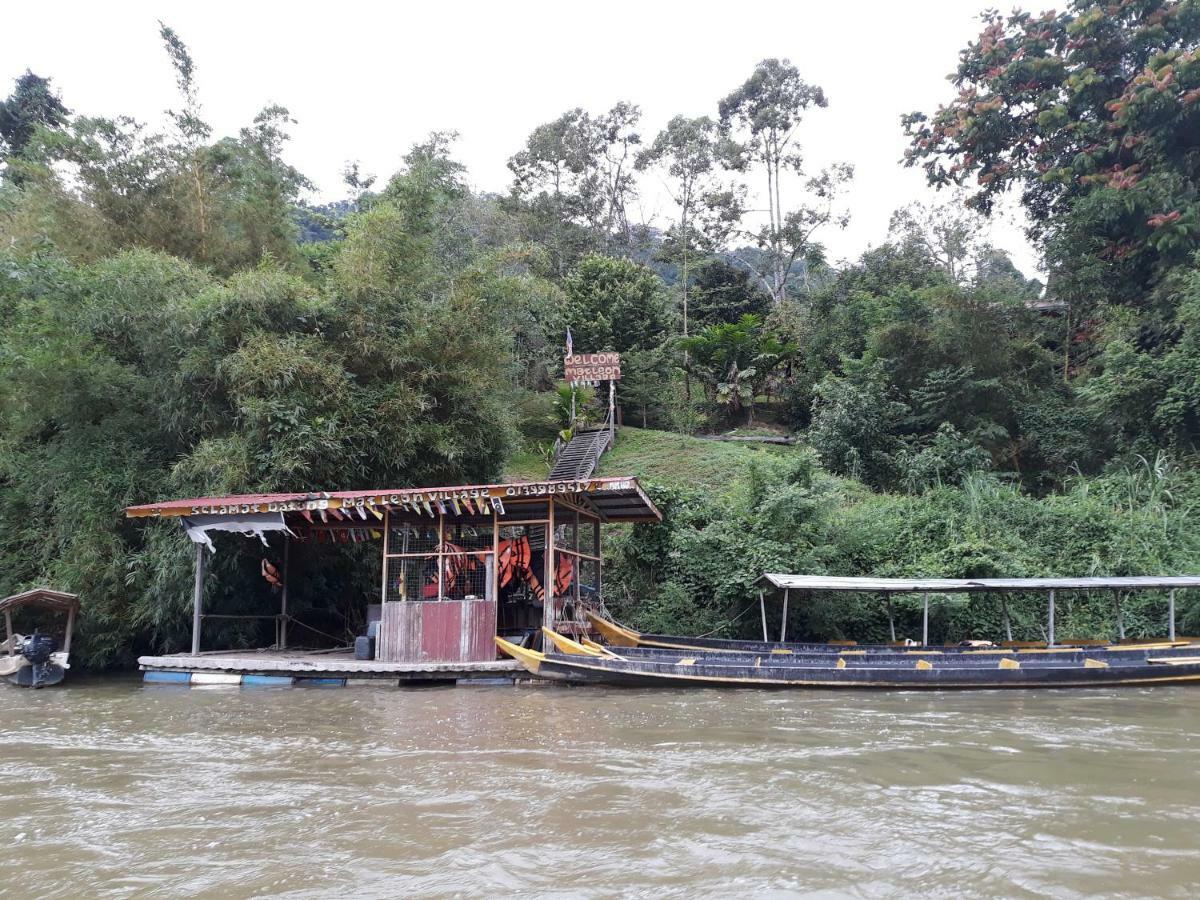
[498,630,1200,689]
[0,589,79,688]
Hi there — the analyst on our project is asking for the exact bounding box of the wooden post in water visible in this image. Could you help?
[191,543,205,656]
[780,589,789,643]
[1047,589,1056,647]
[280,535,290,650]
[1169,589,1176,642]
[759,590,768,642]
[1001,595,1013,643]
[922,593,929,646]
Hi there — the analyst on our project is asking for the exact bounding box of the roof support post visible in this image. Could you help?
[922,593,929,647]
[62,602,76,655]
[279,535,290,650]
[4,611,11,646]
[1169,589,1176,642]
[759,590,768,643]
[1047,589,1055,647]
[886,594,895,643]
[437,510,446,602]
[1001,595,1013,643]
[1115,590,1125,642]
[780,589,789,643]
[544,500,556,633]
[191,542,205,656]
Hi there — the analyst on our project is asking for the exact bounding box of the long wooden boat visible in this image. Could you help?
[584,612,1190,657]
[499,632,1200,689]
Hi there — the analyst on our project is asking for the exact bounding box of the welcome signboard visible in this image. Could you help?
[564,352,621,381]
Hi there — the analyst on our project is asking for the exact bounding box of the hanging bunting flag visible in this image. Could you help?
[422,499,434,517]
[319,509,328,523]
[371,530,382,539]
[330,508,344,521]
[357,506,368,521]
[491,496,505,515]
[301,509,314,524]
[370,506,384,521]
[450,498,462,516]
[435,499,448,515]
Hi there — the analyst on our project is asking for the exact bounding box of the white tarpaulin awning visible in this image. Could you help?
[181,513,293,553]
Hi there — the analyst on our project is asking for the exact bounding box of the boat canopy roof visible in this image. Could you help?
[757,574,1200,593]
[124,476,661,523]
[0,588,80,614]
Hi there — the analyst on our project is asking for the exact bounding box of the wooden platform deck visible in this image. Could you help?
[139,649,523,684]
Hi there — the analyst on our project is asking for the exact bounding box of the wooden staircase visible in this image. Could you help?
[550,426,613,481]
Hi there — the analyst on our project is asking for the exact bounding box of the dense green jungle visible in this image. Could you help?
[3,3,1200,667]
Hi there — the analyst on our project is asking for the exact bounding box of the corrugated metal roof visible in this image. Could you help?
[125,476,661,523]
[758,574,1200,593]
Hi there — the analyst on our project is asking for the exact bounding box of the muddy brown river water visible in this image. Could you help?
[1,678,1199,898]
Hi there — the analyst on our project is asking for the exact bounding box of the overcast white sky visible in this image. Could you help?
[2,0,1042,275]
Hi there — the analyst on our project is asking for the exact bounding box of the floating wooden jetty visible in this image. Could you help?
[139,650,523,687]
[126,476,660,687]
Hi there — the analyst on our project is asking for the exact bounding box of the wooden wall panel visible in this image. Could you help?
[379,599,497,663]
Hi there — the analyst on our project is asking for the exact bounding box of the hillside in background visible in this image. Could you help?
[3,8,1200,666]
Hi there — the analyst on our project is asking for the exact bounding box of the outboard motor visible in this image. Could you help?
[19,632,60,688]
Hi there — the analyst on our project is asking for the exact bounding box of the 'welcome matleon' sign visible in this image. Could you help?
[564,352,621,381]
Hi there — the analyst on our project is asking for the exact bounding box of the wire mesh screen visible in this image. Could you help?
[385,556,432,603]
[387,522,440,555]
[577,517,599,557]
[443,519,494,552]
[555,517,577,553]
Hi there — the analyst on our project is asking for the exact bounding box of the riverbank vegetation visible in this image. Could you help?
[2,4,1199,666]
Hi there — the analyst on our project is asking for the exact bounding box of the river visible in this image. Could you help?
[1,679,1199,898]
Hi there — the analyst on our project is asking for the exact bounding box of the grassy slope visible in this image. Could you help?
[503,426,810,494]
[594,426,804,494]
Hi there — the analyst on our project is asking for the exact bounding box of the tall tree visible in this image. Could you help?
[888,194,990,285]
[636,116,743,343]
[902,1,1200,307]
[719,58,853,302]
[0,70,69,166]
[563,253,669,353]
[508,103,642,273]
